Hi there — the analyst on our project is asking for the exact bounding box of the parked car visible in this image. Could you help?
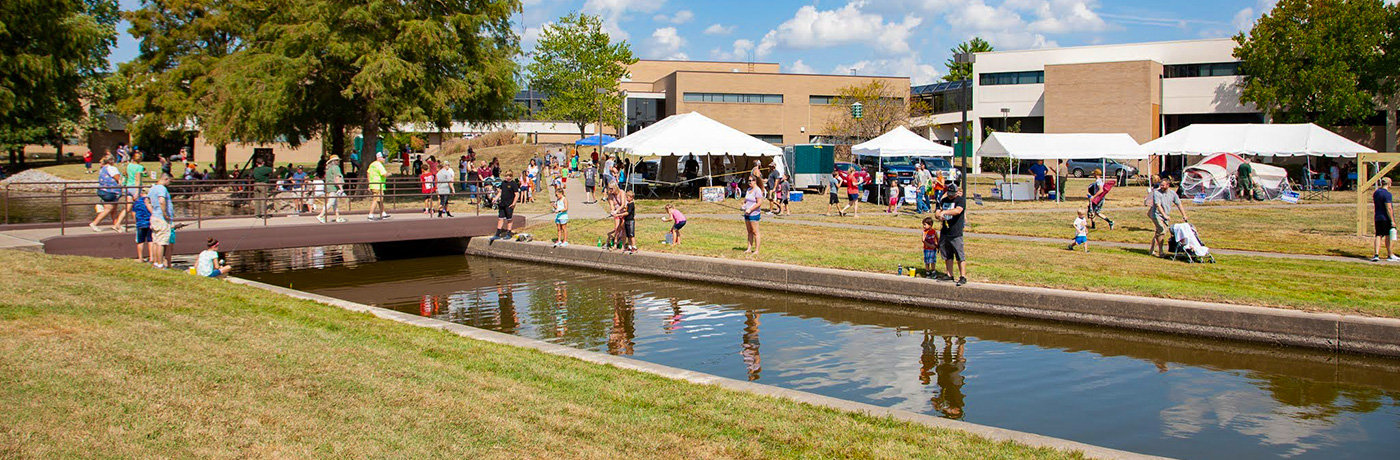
[1067,158,1137,179]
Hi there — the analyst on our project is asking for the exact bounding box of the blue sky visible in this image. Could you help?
[110,0,1290,85]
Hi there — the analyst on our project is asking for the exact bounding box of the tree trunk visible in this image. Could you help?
[54,139,64,165]
[361,108,380,174]
[1386,96,1397,153]
[215,144,227,178]
[330,120,345,166]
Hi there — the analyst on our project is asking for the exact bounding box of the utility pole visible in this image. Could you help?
[954,52,975,186]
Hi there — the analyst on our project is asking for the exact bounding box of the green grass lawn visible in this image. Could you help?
[543,217,1400,317]
[0,250,1080,459]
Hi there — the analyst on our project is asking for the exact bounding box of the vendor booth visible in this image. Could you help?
[977,132,1149,201]
[1179,153,1289,201]
[852,126,954,201]
[1142,123,1375,200]
[603,112,783,198]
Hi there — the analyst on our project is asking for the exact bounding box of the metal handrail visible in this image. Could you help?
[6,176,507,233]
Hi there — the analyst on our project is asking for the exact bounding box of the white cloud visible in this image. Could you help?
[709,39,755,61]
[703,23,735,36]
[755,2,923,57]
[788,60,818,74]
[653,9,694,24]
[583,0,666,40]
[1232,1,1277,31]
[1019,0,1109,34]
[645,27,689,60]
[837,56,942,85]
[522,22,551,52]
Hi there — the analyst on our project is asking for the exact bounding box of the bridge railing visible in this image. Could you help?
[3,176,519,234]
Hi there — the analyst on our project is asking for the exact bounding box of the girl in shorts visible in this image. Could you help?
[663,203,687,245]
[553,188,569,247]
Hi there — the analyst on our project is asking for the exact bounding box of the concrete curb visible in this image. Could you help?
[466,239,1400,358]
[227,276,1167,460]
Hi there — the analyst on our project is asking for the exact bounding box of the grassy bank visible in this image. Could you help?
[0,250,1079,459]
[544,217,1399,317]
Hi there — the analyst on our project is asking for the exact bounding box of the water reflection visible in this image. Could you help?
[239,251,1400,459]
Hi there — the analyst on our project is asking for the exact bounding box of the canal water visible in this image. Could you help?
[237,246,1400,460]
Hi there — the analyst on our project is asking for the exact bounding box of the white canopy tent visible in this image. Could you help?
[852,126,955,202]
[603,111,784,188]
[1142,123,1376,195]
[977,132,1150,202]
[1140,123,1376,158]
[852,126,954,157]
[978,132,1149,160]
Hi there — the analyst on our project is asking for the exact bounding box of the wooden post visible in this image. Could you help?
[1357,153,1400,236]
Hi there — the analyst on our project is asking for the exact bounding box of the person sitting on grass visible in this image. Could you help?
[921,217,940,278]
[196,238,233,278]
[1067,209,1089,253]
[552,187,569,248]
[663,203,687,245]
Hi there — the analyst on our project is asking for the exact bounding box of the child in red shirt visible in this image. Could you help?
[922,217,940,277]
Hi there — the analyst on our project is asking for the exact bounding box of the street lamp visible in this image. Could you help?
[1000,107,1010,131]
[954,51,975,185]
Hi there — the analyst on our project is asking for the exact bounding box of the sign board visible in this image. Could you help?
[1192,194,1207,204]
[1281,191,1299,204]
[700,186,725,202]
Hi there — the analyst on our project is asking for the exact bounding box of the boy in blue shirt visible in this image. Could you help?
[132,189,153,262]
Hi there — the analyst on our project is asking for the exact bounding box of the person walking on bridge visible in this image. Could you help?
[147,174,175,269]
[367,153,390,220]
[250,158,274,218]
[318,155,345,223]
[494,171,520,238]
[435,160,455,218]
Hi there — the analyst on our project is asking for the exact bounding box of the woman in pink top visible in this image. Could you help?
[663,203,687,245]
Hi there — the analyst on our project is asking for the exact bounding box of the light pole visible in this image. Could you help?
[1000,107,1010,131]
[954,52,975,185]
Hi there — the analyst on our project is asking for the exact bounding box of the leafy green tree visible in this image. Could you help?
[821,80,911,144]
[119,0,244,175]
[0,0,119,165]
[942,37,992,83]
[527,13,636,138]
[1234,0,1396,150]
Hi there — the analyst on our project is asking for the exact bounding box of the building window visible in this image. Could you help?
[979,71,1044,86]
[809,95,837,105]
[683,92,784,104]
[1164,62,1243,78]
[753,134,783,144]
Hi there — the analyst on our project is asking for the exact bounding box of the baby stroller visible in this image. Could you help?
[1169,222,1216,263]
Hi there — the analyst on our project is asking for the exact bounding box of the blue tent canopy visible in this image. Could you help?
[575,134,617,146]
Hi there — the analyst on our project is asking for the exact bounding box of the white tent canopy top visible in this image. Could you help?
[852,126,953,157]
[1141,123,1375,158]
[603,111,782,157]
[977,132,1150,160]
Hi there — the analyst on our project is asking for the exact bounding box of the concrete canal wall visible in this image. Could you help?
[466,239,1400,358]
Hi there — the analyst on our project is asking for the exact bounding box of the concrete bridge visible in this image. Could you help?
[0,213,523,258]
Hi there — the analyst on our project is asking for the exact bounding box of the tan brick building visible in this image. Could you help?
[620,60,909,145]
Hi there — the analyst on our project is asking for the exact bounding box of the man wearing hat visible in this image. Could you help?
[319,155,346,222]
[367,152,390,220]
[935,183,968,286]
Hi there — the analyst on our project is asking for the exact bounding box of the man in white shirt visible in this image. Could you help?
[435,163,456,217]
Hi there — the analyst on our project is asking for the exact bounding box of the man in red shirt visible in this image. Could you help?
[839,168,864,217]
